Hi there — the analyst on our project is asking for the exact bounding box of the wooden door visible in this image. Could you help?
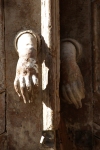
[92,0,100,149]
[60,0,93,149]
[0,0,60,149]
[0,1,7,149]
[3,0,42,149]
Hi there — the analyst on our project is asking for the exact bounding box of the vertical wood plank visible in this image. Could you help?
[41,0,60,149]
[60,0,93,149]
[0,0,6,135]
[4,0,42,149]
[0,0,5,91]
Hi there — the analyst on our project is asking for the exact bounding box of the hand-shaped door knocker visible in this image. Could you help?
[14,30,39,103]
[60,39,85,109]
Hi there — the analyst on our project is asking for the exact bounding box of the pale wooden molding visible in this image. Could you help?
[41,0,60,149]
[41,0,60,131]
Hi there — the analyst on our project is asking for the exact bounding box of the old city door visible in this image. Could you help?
[2,0,100,150]
[0,0,60,149]
[0,0,43,149]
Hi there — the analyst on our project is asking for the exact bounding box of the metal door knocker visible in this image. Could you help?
[14,30,39,103]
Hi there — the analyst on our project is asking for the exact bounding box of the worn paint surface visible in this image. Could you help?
[4,0,42,149]
[1,0,100,149]
[41,0,60,149]
[92,0,100,149]
[0,134,7,150]
[0,93,6,134]
[0,0,5,92]
[41,0,60,131]
[60,0,93,149]
[0,0,6,146]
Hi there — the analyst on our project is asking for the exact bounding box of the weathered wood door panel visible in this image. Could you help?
[2,0,100,149]
[0,0,6,147]
[60,0,93,149]
[0,0,60,149]
[4,0,42,149]
[92,0,100,149]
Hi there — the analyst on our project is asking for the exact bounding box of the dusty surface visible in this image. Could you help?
[0,93,5,134]
[4,0,42,149]
[92,1,100,149]
[14,32,39,104]
[0,0,5,92]
[60,39,85,109]
[0,0,6,144]
[41,0,60,149]
[60,0,93,149]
